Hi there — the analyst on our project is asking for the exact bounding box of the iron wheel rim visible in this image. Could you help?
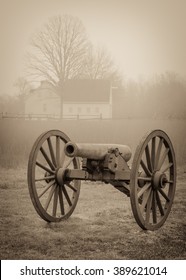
[130,130,176,230]
[27,130,80,222]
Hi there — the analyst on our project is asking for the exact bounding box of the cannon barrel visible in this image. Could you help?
[64,142,132,162]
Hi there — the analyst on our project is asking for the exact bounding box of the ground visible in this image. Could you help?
[0,165,185,260]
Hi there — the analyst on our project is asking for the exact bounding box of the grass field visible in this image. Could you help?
[0,164,185,260]
[0,118,185,259]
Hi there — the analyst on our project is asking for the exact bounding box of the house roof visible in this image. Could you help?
[26,79,111,103]
[63,79,111,103]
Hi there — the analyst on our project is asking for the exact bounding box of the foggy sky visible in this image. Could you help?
[1,0,186,95]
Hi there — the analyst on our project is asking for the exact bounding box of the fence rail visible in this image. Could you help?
[1,112,185,121]
[0,112,103,120]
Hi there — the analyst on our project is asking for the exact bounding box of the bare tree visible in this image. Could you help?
[14,77,31,97]
[26,14,121,117]
[27,15,89,84]
[14,77,32,113]
[82,44,121,83]
[26,15,89,116]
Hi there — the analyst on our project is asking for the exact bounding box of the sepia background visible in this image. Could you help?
[0,0,185,259]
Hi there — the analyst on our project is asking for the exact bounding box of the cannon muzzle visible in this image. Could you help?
[64,142,132,162]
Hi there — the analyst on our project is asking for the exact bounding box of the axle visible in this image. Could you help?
[56,167,131,184]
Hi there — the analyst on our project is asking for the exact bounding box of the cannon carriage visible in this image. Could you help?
[27,129,176,231]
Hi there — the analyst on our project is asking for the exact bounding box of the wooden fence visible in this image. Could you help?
[0,112,103,120]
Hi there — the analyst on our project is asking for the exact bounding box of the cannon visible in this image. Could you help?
[27,129,176,231]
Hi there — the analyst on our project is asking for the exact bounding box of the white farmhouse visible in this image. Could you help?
[62,79,112,119]
[25,81,60,117]
[25,79,112,119]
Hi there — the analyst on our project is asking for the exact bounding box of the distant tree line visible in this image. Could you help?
[1,71,186,119]
[113,72,186,119]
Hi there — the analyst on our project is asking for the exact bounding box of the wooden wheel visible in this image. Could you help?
[27,130,80,222]
[130,130,176,230]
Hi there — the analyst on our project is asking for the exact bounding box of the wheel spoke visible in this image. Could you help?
[38,180,55,198]
[145,190,153,224]
[44,184,56,211]
[36,161,55,174]
[158,188,170,202]
[145,145,153,172]
[52,185,59,217]
[161,162,173,173]
[166,180,174,184]
[64,157,74,169]
[152,191,157,224]
[151,137,156,169]
[62,185,72,206]
[56,136,60,166]
[156,190,165,216]
[140,187,151,211]
[65,182,77,192]
[155,138,164,170]
[137,182,151,198]
[35,175,55,182]
[40,147,56,170]
[47,137,57,167]
[157,148,169,170]
[58,187,65,215]
[140,159,152,177]
[138,177,152,182]
[60,143,66,167]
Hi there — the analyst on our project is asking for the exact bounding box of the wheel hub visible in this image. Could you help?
[56,168,67,186]
[152,171,167,189]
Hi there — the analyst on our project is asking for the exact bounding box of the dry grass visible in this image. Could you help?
[0,165,185,260]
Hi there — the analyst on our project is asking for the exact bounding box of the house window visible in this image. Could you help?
[77,107,82,114]
[95,107,99,113]
[43,103,47,113]
[69,107,73,113]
